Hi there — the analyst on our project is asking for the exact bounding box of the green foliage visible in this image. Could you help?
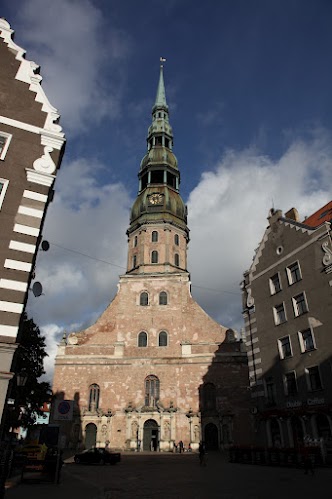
[9,313,51,429]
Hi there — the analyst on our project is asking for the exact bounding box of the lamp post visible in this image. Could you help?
[186,408,194,448]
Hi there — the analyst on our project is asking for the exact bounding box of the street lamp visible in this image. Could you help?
[16,370,28,388]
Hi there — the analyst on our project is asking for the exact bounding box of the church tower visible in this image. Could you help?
[52,64,251,452]
[127,61,189,278]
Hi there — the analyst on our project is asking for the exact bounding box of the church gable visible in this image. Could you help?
[250,210,317,277]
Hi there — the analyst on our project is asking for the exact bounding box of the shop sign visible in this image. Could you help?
[286,400,302,409]
[307,397,325,406]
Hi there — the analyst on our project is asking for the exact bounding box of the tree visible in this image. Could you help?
[8,313,51,430]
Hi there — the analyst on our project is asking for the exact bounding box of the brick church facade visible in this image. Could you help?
[52,64,251,452]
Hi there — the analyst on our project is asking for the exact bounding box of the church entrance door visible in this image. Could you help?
[85,423,97,449]
[204,422,219,450]
[143,419,159,451]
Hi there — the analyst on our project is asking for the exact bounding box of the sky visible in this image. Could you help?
[2,0,332,380]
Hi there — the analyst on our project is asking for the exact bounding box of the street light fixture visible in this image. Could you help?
[16,370,28,388]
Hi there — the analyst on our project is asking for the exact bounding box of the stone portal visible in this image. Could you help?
[143,419,159,451]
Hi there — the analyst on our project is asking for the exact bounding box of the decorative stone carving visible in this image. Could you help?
[131,421,138,438]
[322,241,332,266]
[33,146,56,175]
[68,333,78,345]
[246,287,254,308]
[163,421,170,440]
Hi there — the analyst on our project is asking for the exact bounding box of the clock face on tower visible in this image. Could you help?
[149,193,163,205]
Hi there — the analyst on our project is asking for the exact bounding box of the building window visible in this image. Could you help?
[0,179,9,209]
[88,384,100,411]
[174,234,179,246]
[134,235,138,247]
[145,375,160,406]
[273,303,286,325]
[286,261,302,285]
[174,253,179,267]
[265,377,276,406]
[298,328,316,353]
[293,292,308,317]
[284,372,297,396]
[152,231,158,242]
[140,292,148,306]
[269,273,281,295]
[151,251,158,263]
[138,331,148,347]
[278,336,292,359]
[202,383,216,411]
[0,133,12,160]
[159,291,167,305]
[133,255,137,268]
[158,331,168,347]
[306,366,322,391]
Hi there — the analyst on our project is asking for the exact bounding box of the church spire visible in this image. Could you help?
[153,58,168,112]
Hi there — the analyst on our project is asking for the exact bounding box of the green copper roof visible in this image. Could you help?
[153,64,168,111]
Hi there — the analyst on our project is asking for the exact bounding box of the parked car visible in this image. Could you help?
[74,447,121,465]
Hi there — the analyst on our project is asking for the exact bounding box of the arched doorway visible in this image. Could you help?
[290,416,304,448]
[204,422,219,450]
[143,419,159,451]
[85,423,97,449]
[316,414,332,440]
[270,418,282,447]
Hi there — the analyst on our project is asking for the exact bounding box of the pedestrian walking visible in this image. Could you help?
[302,446,314,475]
[179,440,184,453]
[199,442,207,466]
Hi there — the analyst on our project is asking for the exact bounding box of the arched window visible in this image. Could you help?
[145,375,160,406]
[202,382,216,411]
[138,331,147,347]
[151,251,158,263]
[140,292,148,306]
[174,253,179,267]
[89,384,100,411]
[134,235,138,247]
[159,291,167,305]
[152,231,158,242]
[133,255,137,268]
[159,331,168,347]
[174,234,179,246]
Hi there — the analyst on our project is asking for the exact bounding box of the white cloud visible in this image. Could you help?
[14,0,131,133]
[27,156,131,355]
[39,323,62,383]
[187,131,332,330]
